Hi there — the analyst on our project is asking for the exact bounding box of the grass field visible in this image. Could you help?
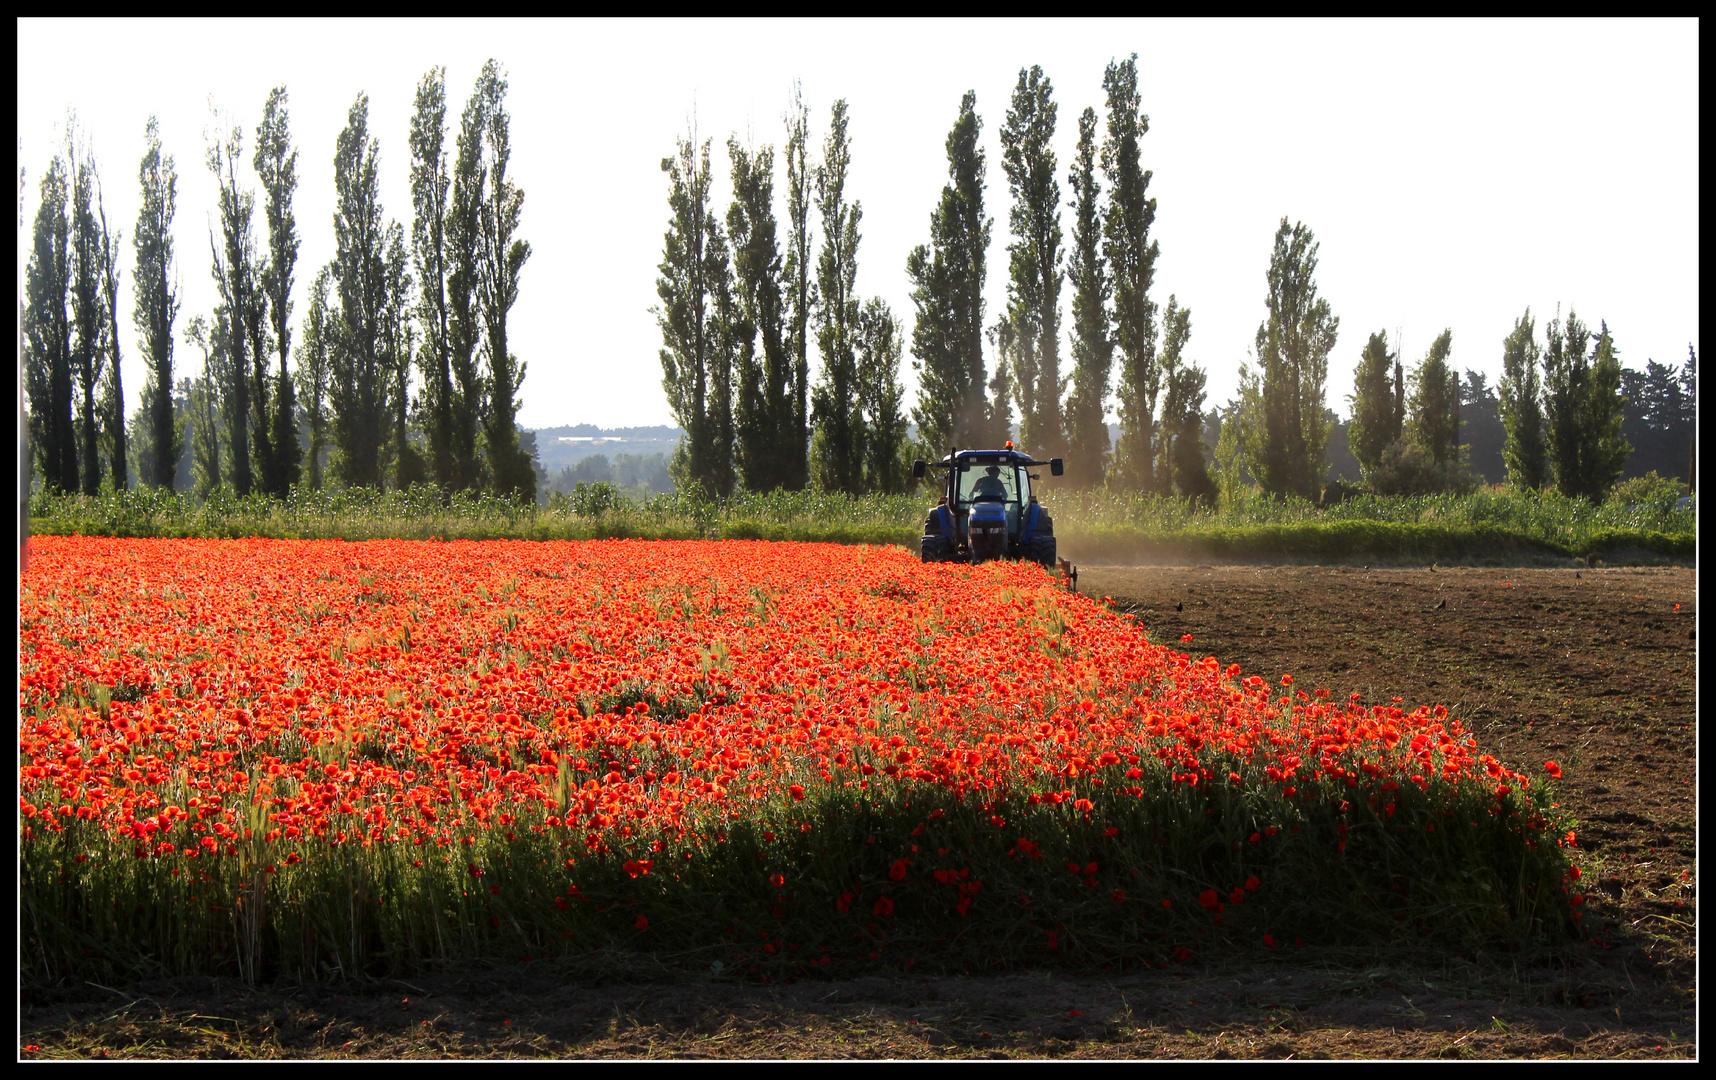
[25,483,1696,564]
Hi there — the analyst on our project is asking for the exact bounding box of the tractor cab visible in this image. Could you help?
[913,444,1063,565]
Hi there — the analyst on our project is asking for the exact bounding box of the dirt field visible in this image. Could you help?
[20,565,1696,1060]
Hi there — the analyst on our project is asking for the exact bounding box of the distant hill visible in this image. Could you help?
[532,424,683,441]
[529,425,683,467]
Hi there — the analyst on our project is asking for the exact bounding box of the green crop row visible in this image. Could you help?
[26,483,1693,564]
[1061,521,1694,565]
[21,749,1582,985]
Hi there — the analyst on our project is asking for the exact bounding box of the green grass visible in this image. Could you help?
[26,483,1694,563]
[21,740,1581,986]
[1053,487,1694,563]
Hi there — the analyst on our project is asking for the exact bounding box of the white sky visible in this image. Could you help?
[17,17,1700,434]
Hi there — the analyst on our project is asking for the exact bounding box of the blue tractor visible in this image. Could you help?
[913,444,1064,565]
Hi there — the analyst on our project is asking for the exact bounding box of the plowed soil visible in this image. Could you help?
[20,564,1696,1060]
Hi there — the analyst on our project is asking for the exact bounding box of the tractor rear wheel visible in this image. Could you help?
[1027,533,1056,568]
[921,535,952,563]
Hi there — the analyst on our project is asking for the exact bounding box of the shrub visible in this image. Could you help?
[1605,470,1685,508]
[1367,439,1479,498]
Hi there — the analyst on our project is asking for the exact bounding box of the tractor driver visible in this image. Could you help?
[972,465,1008,502]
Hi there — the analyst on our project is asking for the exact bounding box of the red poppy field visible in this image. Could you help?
[20,536,1588,992]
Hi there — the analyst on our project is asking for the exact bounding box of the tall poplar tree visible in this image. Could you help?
[858,297,908,494]
[809,100,865,494]
[1253,217,1337,500]
[1103,55,1161,492]
[445,74,489,491]
[1347,330,1402,475]
[706,224,737,500]
[1062,106,1113,488]
[255,86,301,495]
[173,380,194,490]
[999,65,1063,458]
[908,90,992,454]
[727,136,792,492]
[69,135,106,495]
[1408,329,1460,467]
[473,61,533,503]
[293,267,334,490]
[386,228,425,491]
[183,312,226,497]
[781,82,815,490]
[1155,297,1215,505]
[1542,311,1629,502]
[410,66,457,491]
[986,336,1014,446]
[1496,309,1547,490]
[205,112,260,497]
[24,155,77,493]
[327,93,397,489]
[187,367,224,499]
[1579,321,1630,501]
[96,183,127,490]
[656,131,731,497]
[133,116,180,490]
[1151,297,1183,492]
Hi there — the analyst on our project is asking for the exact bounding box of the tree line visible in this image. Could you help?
[656,58,1222,503]
[1324,314,1695,502]
[23,62,537,505]
[25,58,1691,512]
[661,59,1693,507]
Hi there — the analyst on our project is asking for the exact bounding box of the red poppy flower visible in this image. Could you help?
[20,535,1570,978]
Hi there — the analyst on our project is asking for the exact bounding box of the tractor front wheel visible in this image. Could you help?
[921,535,952,563]
[1027,533,1056,568]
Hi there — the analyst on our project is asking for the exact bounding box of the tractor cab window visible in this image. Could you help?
[955,459,1020,508]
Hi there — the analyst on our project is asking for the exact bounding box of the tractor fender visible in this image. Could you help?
[924,505,954,538]
[1021,502,1041,543]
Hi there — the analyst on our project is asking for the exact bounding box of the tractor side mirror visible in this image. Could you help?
[1049,458,1064,476]
[912,459,927,479]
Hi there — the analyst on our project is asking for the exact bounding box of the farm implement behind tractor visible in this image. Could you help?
[914,443,1063,566]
